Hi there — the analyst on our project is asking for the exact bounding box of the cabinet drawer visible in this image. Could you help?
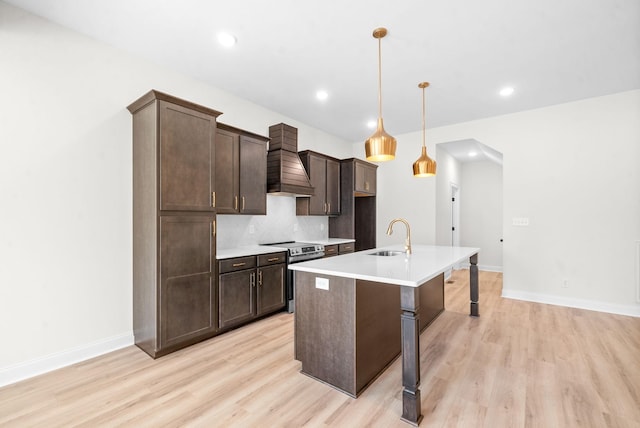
[324,244,338,257]
[219,256,256,274]
[338,243,354,254]
[258,252,287,266]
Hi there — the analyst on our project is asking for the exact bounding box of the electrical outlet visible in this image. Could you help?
[562,279,569,288]
[249,225,255,234]
[315,277,329,290]
[512,217,530,226]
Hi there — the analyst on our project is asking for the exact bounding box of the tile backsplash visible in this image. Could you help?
[217,195,328,249]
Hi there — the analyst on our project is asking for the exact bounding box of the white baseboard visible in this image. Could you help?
[0,332,134,388]
[502,289,640,318]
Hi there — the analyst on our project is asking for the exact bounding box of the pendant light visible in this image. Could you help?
[365,27,397,162]
[412,82,437,177]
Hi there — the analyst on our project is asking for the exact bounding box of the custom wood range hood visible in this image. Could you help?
[266,123,315,196]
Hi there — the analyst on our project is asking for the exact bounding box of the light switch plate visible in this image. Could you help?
[315,277,329,290]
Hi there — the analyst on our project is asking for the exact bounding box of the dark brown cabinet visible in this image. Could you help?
[215,123,268,215]
[218,256,256,329]
[324,244,339,257]
[297,151,340,216]
[128,90,222,358]
[160,216,216,348]
[158,102,217,211]
[338,242,355,254]
[354,160,377,196]
[218,252,286,330]
[324,242,355,257]
[257,253,286,315]
[329,158,378,252]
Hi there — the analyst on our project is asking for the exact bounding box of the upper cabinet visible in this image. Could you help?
[297,150,340,216]
[215,123,268,215]
[329,158,378,251]
[128,90,221,212]
[354,160,377,196]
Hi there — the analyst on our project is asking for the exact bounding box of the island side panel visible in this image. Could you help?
[419,273,445,331]
[294,272,357,396]
[355,280,401,394]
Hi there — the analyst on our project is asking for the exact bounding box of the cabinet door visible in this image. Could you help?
[307,154,327,215]
[326,158,341,215]
[355,162,376,195]
[257,264,286,315]
[239,136,267,214]
[159,216,215,349]
[159,101,215,211]
[219,269,256,329]
[215,128,240,214]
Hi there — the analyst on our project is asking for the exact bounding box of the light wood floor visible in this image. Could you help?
[2,270,639,427]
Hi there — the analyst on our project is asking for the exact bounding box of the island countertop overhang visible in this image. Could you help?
[288,244,479,287]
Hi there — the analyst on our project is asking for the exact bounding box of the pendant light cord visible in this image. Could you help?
[421,85,426,148]
[377,37,383,119]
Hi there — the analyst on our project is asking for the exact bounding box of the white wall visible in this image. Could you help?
[363,131,438,247]
[0,2,351,383]
[355,90,640,316]
[460,161,503,271]
[435,147,462,246]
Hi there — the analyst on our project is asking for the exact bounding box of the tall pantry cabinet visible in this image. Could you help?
[128,90,221,358]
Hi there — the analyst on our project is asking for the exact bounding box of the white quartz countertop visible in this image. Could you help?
[216,246,289,260]
[288,244,480,287]
[308,238,355,245]
[216,238,355,259]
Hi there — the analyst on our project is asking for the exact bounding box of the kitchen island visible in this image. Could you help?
[289,244,480,426]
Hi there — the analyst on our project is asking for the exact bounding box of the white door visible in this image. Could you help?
[451,183,460,247]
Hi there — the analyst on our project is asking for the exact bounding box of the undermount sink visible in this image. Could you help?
[370,250,405,257]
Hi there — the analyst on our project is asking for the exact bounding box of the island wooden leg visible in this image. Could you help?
[400,286,423,426]
[470,253,479,317]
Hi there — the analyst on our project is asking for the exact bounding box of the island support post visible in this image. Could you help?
[400,286,422,425]
[399,252,479,425]
[470,253,479,316]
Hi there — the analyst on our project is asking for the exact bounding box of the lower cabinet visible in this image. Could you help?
[134,215,216,359]
[324,244,339,257]
[338,242,354,254]
[324,242,355,258]
[218,252,286,330]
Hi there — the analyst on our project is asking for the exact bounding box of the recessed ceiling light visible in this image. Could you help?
[316,90,329,101]
[469,151,478,157]
[366,120,377,129]
[499,86,514,97]
[217,32,237,48]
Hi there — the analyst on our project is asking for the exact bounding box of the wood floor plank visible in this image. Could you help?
[1,270,639,427]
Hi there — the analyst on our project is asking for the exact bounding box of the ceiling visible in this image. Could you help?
[6,0,640,145]
[438,139,503,165]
